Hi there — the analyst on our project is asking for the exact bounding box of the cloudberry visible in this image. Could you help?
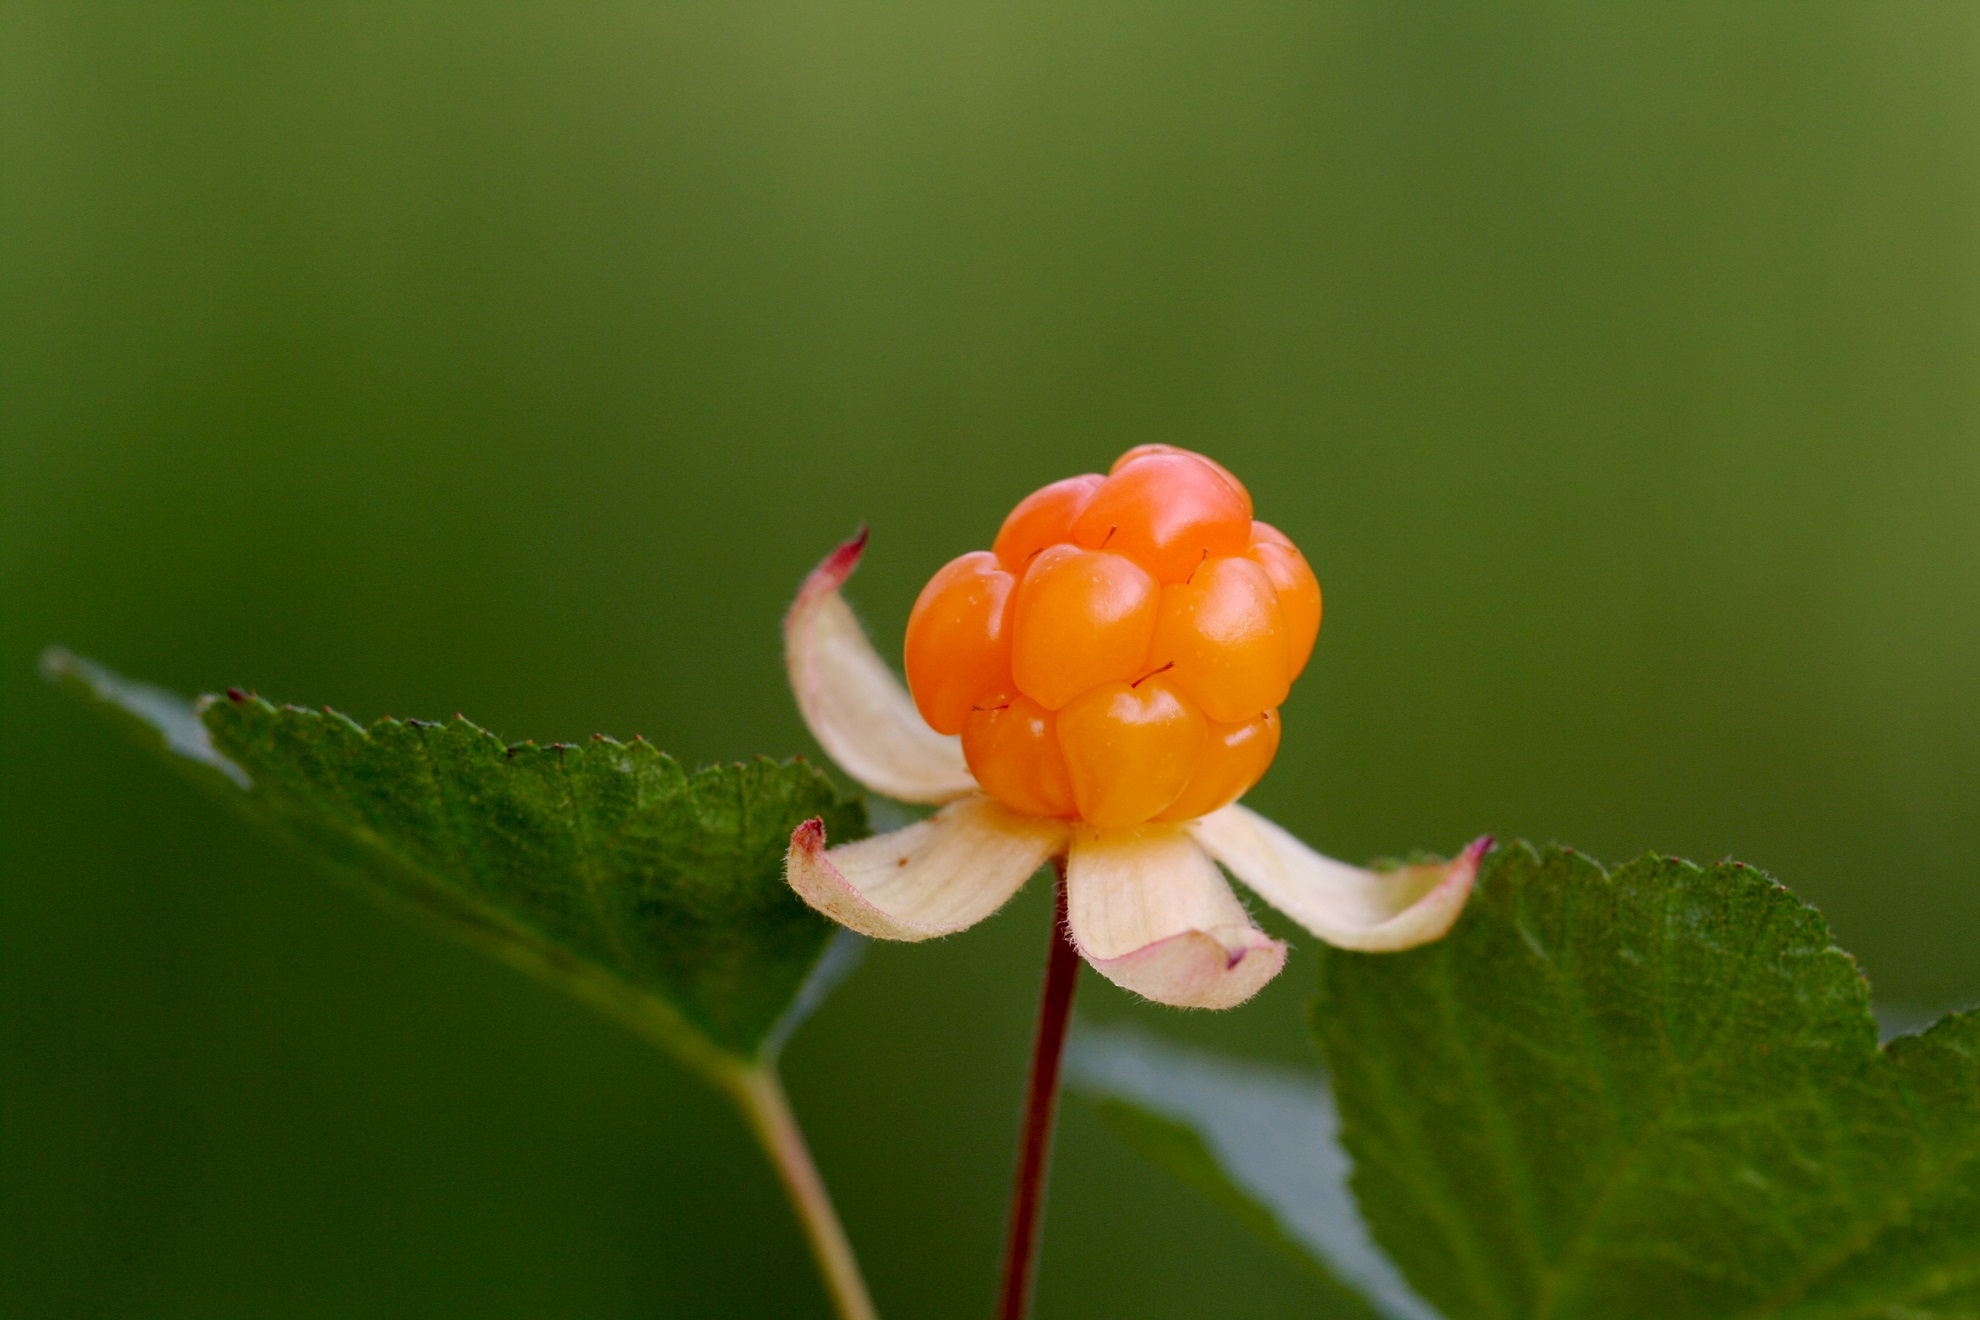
[904,447,1321,829]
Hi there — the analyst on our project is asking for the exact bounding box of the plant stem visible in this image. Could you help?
[732,1062,880,1320]
[996,857,1081,1320]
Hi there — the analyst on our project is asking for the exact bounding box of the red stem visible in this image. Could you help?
[996,857,1081,1320]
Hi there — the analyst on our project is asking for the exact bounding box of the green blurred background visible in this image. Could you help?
[4,4,1977,1316]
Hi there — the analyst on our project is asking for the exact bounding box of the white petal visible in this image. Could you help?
[784,531,978,804]
[1065,825,1286,1010]
[1187,804,1489,952]
[786,794,1068,942]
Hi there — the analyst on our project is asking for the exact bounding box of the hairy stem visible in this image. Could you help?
[732,1063,879,1320]
[997,857,1082,1320]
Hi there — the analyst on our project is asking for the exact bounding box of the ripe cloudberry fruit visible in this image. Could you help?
[904,447,1321,829]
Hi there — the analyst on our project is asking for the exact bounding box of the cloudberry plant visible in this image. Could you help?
[903,445,1321,830]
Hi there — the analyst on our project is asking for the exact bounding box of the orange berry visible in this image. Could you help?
[902,449,1319,827]
[1155,709,1281,822]
[1246,521,1322,678]
[962,692,1077,818]
[1055,676,1206,828]
[992,474,1104,569]
[904,550,1016,735]
[1110,444,1253,517]
[1072,452,1251,584]
[1148,555,1290,724]
[1010,544,1158,710]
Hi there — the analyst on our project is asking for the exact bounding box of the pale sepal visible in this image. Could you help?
[1065,824,1286,1009]
[1188,804,1489,952]
[787,794,1068,942]
[784,530,977,804]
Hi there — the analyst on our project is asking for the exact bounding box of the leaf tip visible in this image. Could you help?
[43,648,253,791]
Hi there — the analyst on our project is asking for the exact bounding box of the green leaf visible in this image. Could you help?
[41,647,867,1082]
[1065,1021,1425,1320]
[1314,842,1980,1320]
